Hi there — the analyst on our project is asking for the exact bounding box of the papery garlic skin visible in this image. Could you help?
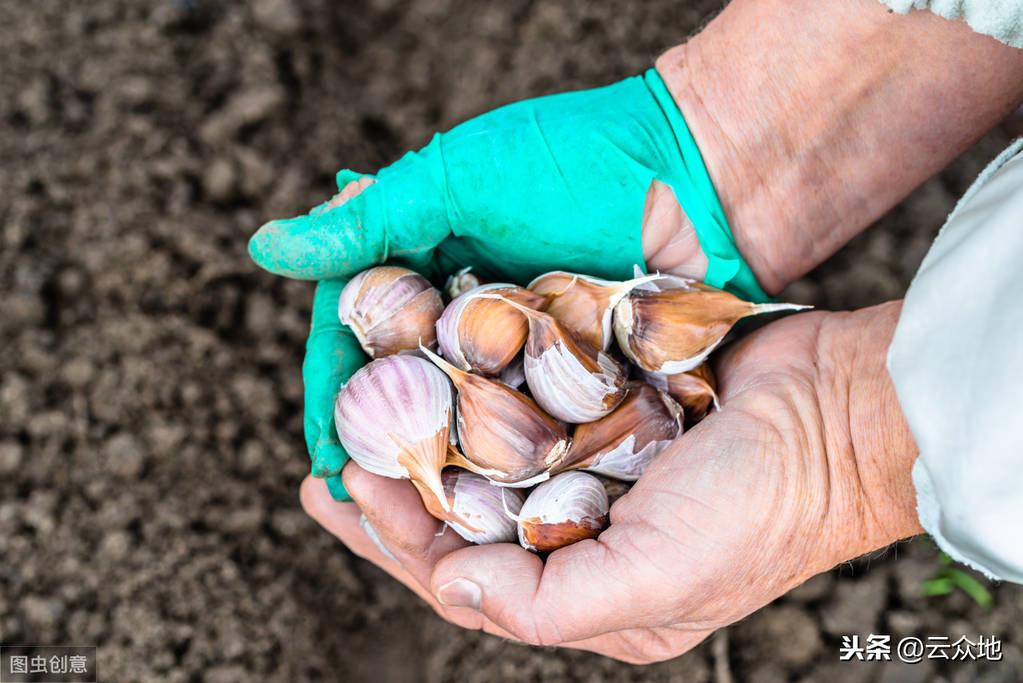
[334,355,455,520]
[338,266,443,358]
[419,346,569,487]
[444,267,481,300]
[487,294,628,423]
[524,342,628,423]
[561,382,682,481]
[515,472,609,553]
[613,283,810,374]
[443,469,524,544]
[436,283,547,376]
[359,514,397,562]
[528,271,659,351]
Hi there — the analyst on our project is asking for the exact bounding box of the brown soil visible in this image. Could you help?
[1,1,1021,681]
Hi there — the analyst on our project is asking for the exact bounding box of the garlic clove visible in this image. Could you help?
[334,355,475,528]
[613,283,811,374]
[592,474,633,506]
[556,382,682,481]
[444,267,482,300]
[442,469,525,544]
[339,266,444,358]
[511,472,609,553]
[436,283,548,376]
[528,271,660,351]
[498,352,527,390]
[643,363,720,422]
[485,295,628,423]
[419,345,570,487]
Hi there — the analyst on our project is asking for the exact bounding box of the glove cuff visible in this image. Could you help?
[643,69,771,303]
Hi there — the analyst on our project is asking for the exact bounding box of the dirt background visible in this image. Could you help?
[1,1,1022,681]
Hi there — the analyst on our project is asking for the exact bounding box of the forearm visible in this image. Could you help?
[813,301,923,562]
[655,0,1023,293]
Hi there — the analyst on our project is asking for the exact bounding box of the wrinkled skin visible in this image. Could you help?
[301,306,922,663]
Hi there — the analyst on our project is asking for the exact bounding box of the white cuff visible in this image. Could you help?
[881,0,1023,48]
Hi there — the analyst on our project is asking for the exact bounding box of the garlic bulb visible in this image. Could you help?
[419,346,569,487]
[442,469,525,544]
[338,266,444,358]
[486,295,628,423]
[444,266,482,300]
[334,355,471,526]
[511,472,609,553]
[436,283,548,376]
[613,282,810,374]
[556,382,682,481]
[644,363,720,421]
[528,271,658,351]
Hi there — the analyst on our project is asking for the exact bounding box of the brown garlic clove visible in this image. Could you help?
[442,469,525,544]
[436,283,548,376]
[419,346,569,487]
[644,363,720,422]
[512,472,609,553]
[528,271,659,351]
[338,266,443,358]
[555,382,682,481]
[613,282,811,374]
[486,295,628,423]
[497,353,527,390]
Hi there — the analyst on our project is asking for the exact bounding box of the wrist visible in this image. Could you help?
[812,302,923,562]
[653,0,1023,294]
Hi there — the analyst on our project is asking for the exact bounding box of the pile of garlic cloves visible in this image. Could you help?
[334,265,808,553]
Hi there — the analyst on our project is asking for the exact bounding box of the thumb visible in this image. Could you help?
[429,523,665,646]
[249,147,452,280]
[303,280,367,497]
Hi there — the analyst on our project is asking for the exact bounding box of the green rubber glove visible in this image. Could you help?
[250,68,766,501]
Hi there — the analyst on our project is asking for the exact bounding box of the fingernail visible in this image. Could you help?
[436,578,481,610]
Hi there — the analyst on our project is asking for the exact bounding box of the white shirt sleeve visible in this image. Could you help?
[888,139,1023,583]
[881,0,1023,48]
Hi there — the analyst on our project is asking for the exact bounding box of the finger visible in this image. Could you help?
[341,461,472,590]
[299,476,449,605]
[303,474,513,637]
[248,153,451,280]
[428,522,665,647]
[303,280,367,494]
[304,475,685,662]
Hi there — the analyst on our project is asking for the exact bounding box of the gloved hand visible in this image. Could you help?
[300,303,923,662]
[249,69,765,500]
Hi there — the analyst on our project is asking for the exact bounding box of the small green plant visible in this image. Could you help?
[922,552,993,609]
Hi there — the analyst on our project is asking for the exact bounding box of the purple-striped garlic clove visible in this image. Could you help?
[338,266,443,358]
[334,355,476,529]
